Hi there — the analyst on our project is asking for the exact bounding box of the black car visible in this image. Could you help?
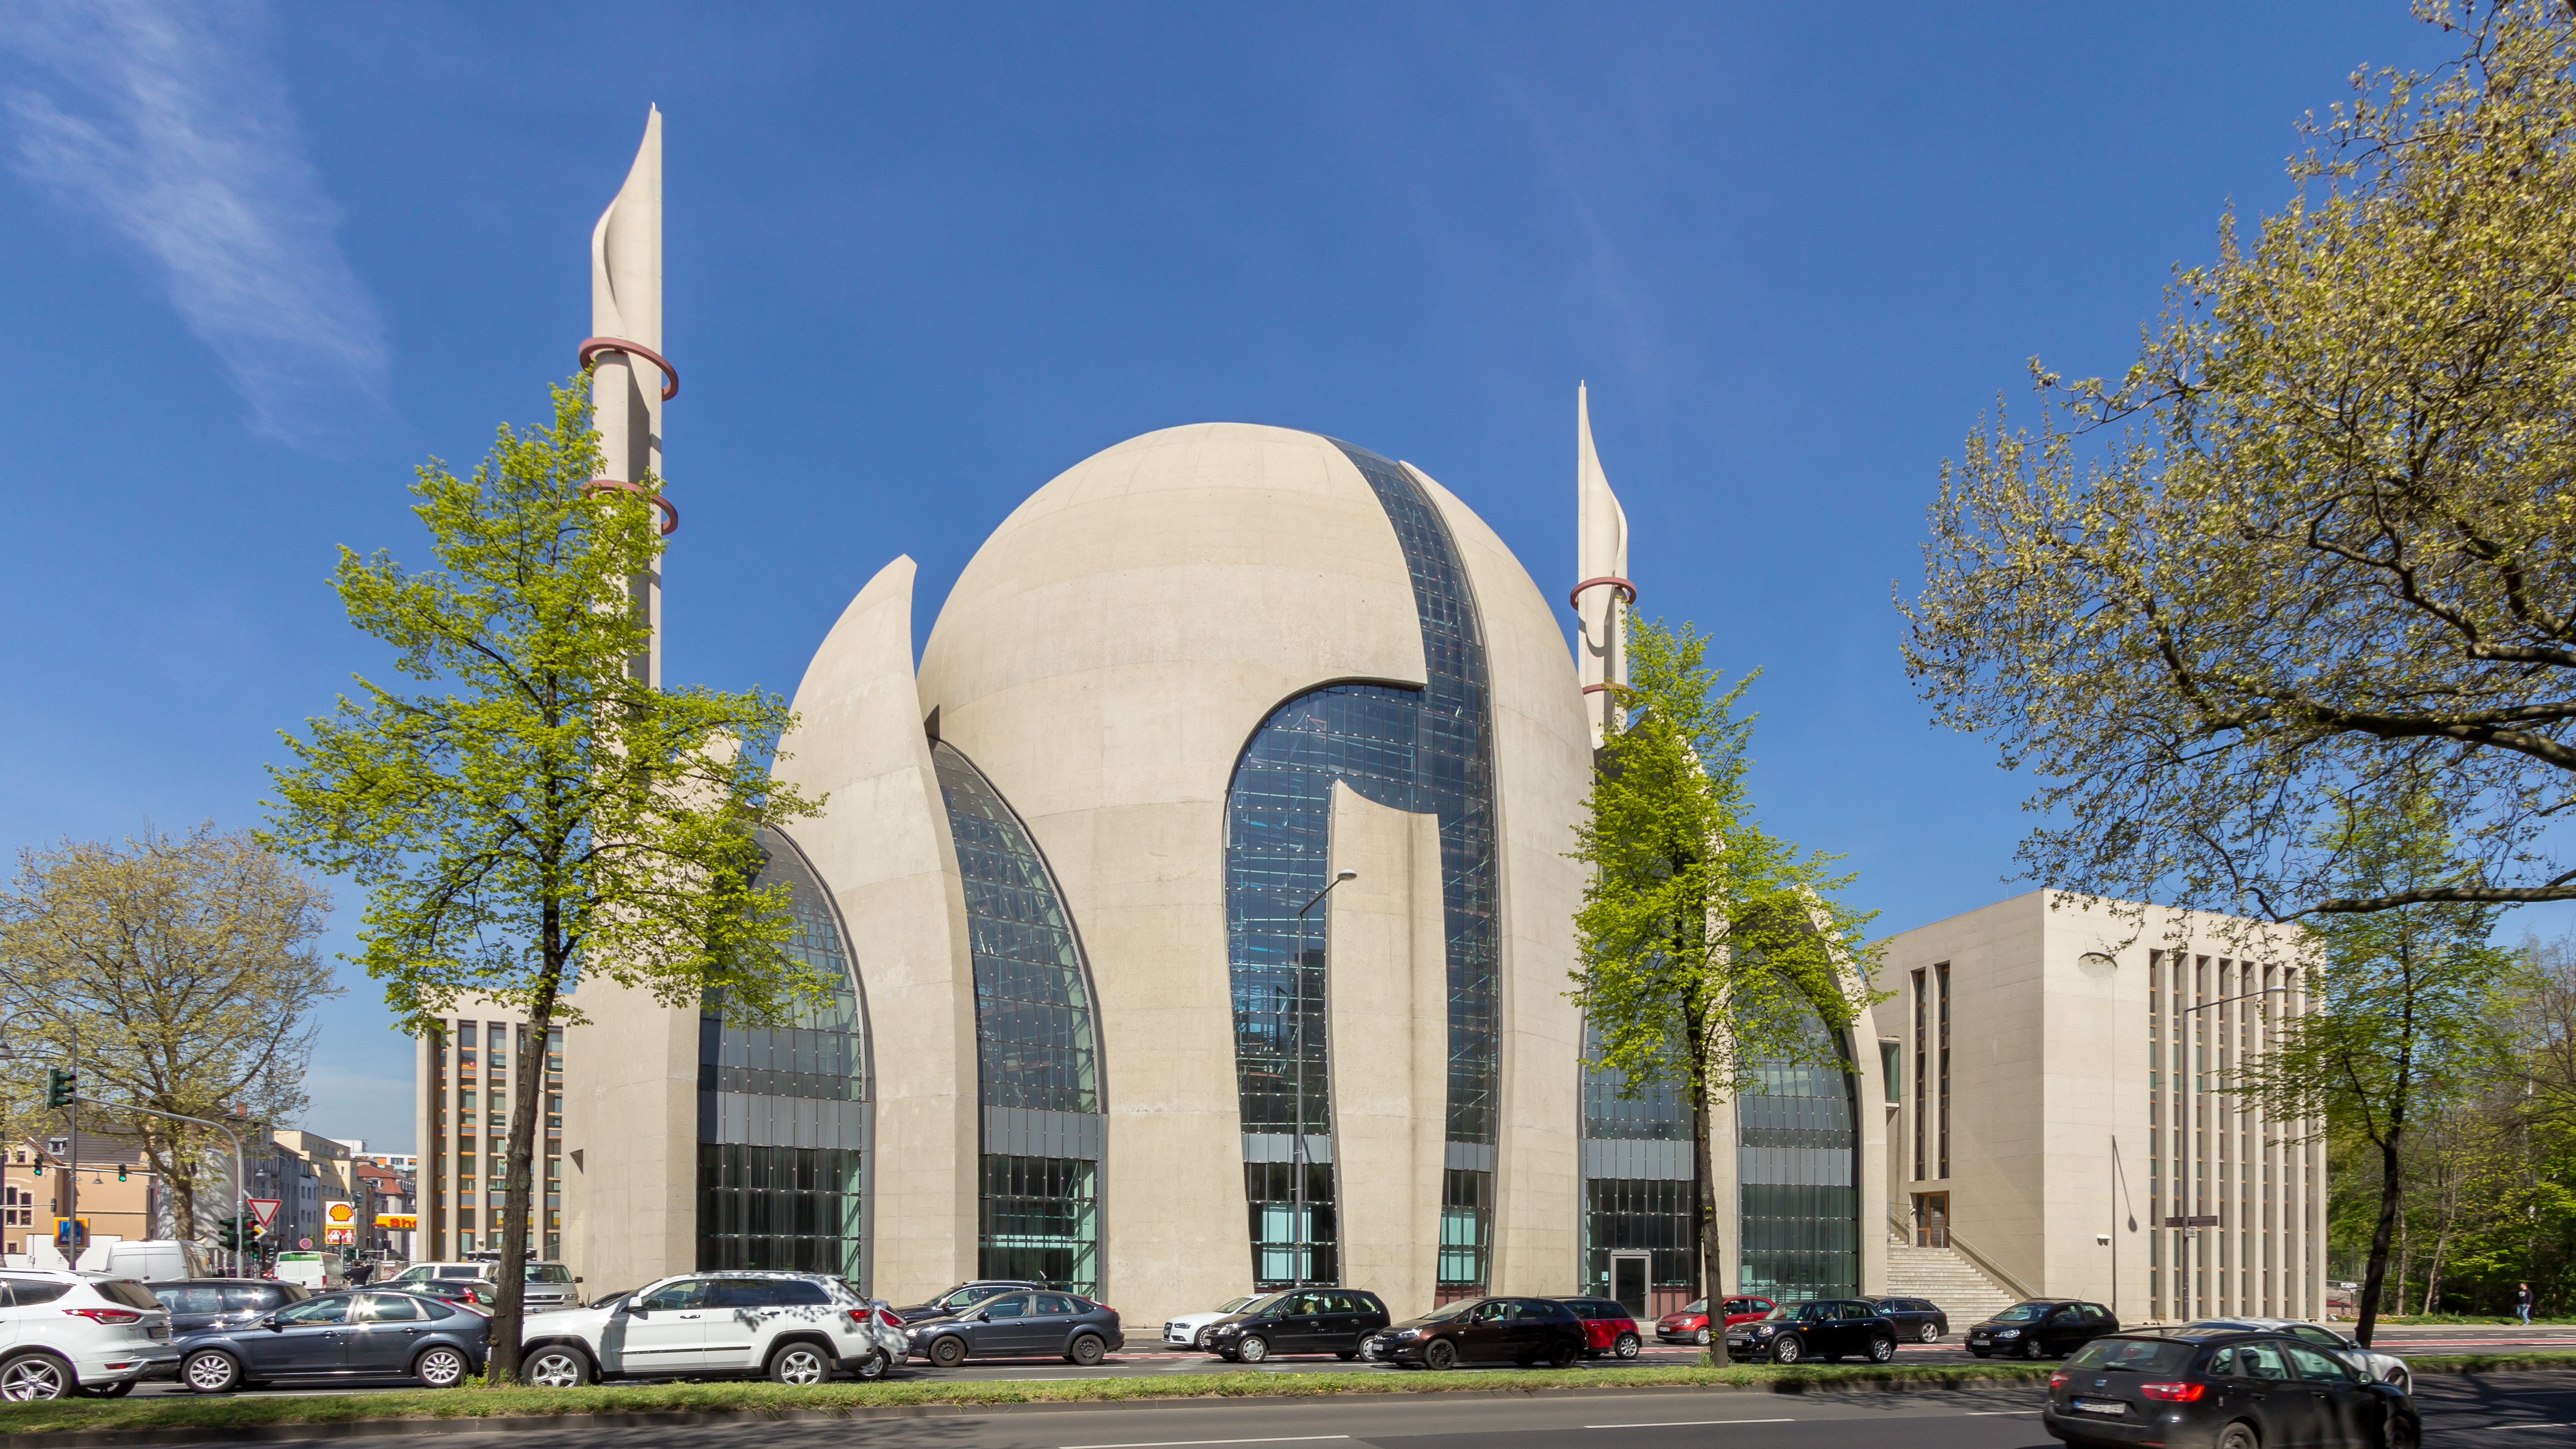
[1968,1299,2119,1360]
[148,1280,309,1335]
[903,1289,1124,1366]
[1871,1296,1951,1344]
[175,1289,490,1392]
[1360,1296,1588,1370]
[2043,1330,2420,1449]
[891,1279,1045,1324]
[1724,1300,1900,1365]
[1203,1288,1391,1362]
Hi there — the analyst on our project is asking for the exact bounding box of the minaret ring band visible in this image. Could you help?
[1581,683,1619,696]
[582,478,680,536]
[1568,575,1638,609]
[578,336,679,401]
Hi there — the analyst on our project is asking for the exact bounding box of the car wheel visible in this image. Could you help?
[1919,1321,1941,1344]
[182,1350,243,1394]
[524,1347,589,1389]
[928,1335,968,1369]
[2020,1336,2048,1361]
[2385,1410,2419,1449]
[2216,1421,2260,1449]
[1236,1335,1270,1364]
[1869,1336,1897,1364]
[768,1343,830,1385]
[1423,1337,1459,1371]
[1547,1338,1578,1369]
[1067,1335,1106,1367]
[75,1381,134,1398]
[1195,1328,1215,1350]
[1770,1335,1802,1365]
[0,1354,69,1402]
[1614,1331,1641,1360]
[414,1346,470,1389]
[1695,1326,1712,1346]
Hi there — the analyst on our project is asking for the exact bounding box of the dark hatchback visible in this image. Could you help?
[175,1290,490,1393]
[1204,1289,1391,1363]
[1969,1300,2119,1360]
[902,1289,1124,1366]
[2043,1330,2420,1449]
[1871,1296,1951,1343]
[1725,1300,1900,1365]
[149,1280,309,1335]
[1361,1297,1588,1370]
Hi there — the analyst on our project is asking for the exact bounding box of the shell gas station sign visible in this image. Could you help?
[322,1200,355,1246]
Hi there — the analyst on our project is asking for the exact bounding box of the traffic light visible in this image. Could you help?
[43,1068,74,1109]
[116,1164,127,1182]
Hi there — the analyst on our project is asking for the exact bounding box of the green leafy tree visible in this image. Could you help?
[1904,2,2576,923]
[1569,621,1881,1310]
[264,377,824,1379]
[0,825,333,1241]
[2232,795,2521,1344]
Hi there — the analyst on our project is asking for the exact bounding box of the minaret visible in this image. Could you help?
[1572,383,1633,747]
[582,106,673,686]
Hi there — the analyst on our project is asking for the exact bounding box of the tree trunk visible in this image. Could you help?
[1694,1088,1720,1348]
[2355,1130,2404,1347]
[486,973,560,1383]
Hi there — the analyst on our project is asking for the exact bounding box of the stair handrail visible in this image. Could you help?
[1886,1205,2038,1302]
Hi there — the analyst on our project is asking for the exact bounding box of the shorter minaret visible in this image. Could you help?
[583,106,674,686]
[1572,383,1633,747]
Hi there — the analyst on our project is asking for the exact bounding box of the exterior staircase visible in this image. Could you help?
[1884,1240,2024,1328]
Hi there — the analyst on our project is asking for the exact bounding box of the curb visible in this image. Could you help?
[0,1374,2060,1447]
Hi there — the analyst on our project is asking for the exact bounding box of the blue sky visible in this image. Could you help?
[0,3,2504,1154]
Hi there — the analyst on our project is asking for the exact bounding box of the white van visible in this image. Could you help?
[72,1239,208,1283]
[273,1250,331,1289]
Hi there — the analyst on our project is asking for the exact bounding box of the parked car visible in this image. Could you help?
[0,1271,177,1400]
[1871,1296,1951,1344]
[1657,1295,1777,1345]
[890,1279,1044,1324]
[1553,1298,1643,1359]
[519,1271,904,1387]
[174,1289,485,1392]
[904,1288,1124,1367]
[1164,1295,1261,1349]
[1360,1296,1588,1370]
[148,1280,309,1335]
[1723,1300,1900,1365]
[1966,1300,2119,1360]
[386,1260,582,1314]
[2041,1329,2418,1449]
[2184,1317,2414,1394]
[1202,1289,1391,1362]
[402,1279,494,1312]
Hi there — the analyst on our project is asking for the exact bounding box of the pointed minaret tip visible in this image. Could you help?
[1575,383,1632,746]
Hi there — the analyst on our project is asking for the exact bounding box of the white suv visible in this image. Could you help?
[0,1271,178,1400]
[517,1271,906,1387]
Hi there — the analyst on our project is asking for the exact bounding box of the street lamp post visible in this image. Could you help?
[1287,868,1358,1289]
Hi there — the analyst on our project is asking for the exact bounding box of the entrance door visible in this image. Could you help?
[1610,1254,1650,1319]
[1915,1192,1950,1248]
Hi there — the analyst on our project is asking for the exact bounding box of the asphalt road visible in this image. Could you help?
[122,1322,2576,1397]
[170,1369,2576,1449]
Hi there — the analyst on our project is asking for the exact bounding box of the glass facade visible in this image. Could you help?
[933,742,1106,1293]
[1736,1009,1860,1303]
[696,827,871,1281]
[1578,1018,1696,1305]
[1219,437,1500,1292]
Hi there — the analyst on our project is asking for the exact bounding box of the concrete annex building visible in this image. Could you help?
[413,114,1894,1325]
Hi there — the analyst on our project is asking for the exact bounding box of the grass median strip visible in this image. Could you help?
[0,1353,2569,1437]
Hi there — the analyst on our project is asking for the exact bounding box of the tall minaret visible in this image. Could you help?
[584,106,671,685]
[1573,383,1633,747]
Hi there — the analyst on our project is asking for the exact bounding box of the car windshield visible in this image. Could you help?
[1215,1296,1257,1313]
[2068,1338,2194,1373]
[1680,1299,1707,1315]
[1990,1303,2049,1323]
[525,1265,573,1283]
[1763,1303,1805,1322]
[1236,1292,1290,1316]
[941,1287,1006,1310]
[1418,1298,1481,1322]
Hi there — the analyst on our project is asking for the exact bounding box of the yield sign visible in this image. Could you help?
[246,1198,281,1229]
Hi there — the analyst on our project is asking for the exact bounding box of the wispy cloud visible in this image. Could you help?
[1,0,389,453]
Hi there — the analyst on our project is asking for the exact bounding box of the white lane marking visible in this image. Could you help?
[1064,1438,1354,1449]
[2492,1425,2576,1431]
[1584,1419,1797,1429]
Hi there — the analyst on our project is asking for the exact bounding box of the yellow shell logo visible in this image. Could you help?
[325,1202,355,1224]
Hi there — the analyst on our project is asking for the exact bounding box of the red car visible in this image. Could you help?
[1658,1295,1777,1345]
[1553,1298,1643,1359]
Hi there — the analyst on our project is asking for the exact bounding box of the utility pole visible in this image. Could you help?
[1289,868,1357,1289]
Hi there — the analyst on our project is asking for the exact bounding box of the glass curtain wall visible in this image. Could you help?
[697,827,871,1281]
[1578,1018,1696,1312]
[933,742,1106,1294]
[1736,1005,1861,1302]
[1218,439,1499,1295]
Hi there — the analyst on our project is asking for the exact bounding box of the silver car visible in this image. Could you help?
[386,1260,583,1314]
[2185,1317,2412,1393]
